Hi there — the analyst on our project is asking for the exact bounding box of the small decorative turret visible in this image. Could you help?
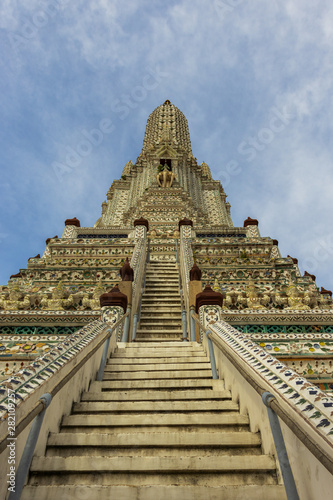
[10,272,22,279]
[243,217,258,227]
[178,218,193,231]
[99,285,127,313]
[320,287,332,297]
[134,217,149,231]
[195,285,223,313]
[65,217,81,227]
[304,271,316,281]
[287,255,298,264]
[190,263,202,281]
[119,257,134,282]
[45,236,58,245]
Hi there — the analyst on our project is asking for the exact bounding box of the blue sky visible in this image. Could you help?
[0,0,333,291]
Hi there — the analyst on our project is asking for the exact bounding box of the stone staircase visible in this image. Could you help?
[22,341,286,499]
[136,260,183,342]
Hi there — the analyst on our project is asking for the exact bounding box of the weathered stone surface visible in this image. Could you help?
[21,485,287,500]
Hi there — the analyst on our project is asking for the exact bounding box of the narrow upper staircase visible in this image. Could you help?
[136,261,183,342]
[21,340,287,499]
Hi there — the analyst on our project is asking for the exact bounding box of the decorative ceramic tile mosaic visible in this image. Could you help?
[210,319,333,440]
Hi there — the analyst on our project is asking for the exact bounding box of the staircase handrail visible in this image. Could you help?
[0,312,128,452]
[130,237,148,341]
[193,314,333,476]
[179,289,188,342]
[179,233,194,336]
[131,236,149,341]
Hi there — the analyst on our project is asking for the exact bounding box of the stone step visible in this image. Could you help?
[141,296,180,301]
[28,473,279,488]
[115,346,197,359]
[72,400,238,413]
[136,330,183,336]
[145,281,179,285]
[99,378,219,390]
[147,269,178,272]
[60,424,250,434]
[140,303,182,309]
[134,335,184,341]
[140,304,180,309]
[141,297,181,302]
[146,269,178,273]
[142,296,180,301]
[45,435,262,458]
[140,315,182,320]
[140,308,181,313]
[135,330,184,336]
[139,321,183,327]
[144,283,179,288]
[113,350,204,358]
[141,296,181,301]
[147,263,177,267]
[81,389,231,401]
[141,301,182,306]
[106,362,211,371]
[146,265,178,268]
[147,265,177,268]
[143,283,179,288]
[139,318,182,323]
[142,291,180,297]
[21,484,287,500]
[135,336,184,342]
[61,412,248,428]
[118,341,198,347]
[108,356,209,363]
[140,307,182,313]
[102,369,213,380]
[140,312,182,321]
[46,446,263,458]
[28,455,278,489]
[30,454,276,474]
[145,274,178,277]
[139,312,182,319]
[145,274,179,278]
[47,430,258,448]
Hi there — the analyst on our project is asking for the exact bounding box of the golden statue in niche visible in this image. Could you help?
[156,164,176,187]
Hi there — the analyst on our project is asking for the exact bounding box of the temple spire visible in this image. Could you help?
[140,100,193,157]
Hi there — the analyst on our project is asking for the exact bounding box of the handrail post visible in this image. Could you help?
[9,393,52,500]
[262,392,299,500]
[190,307,196,342]
[131,313,138,341]
[206,330,218,379]
[121,305,131,342]
[97,328,112,381]
[181,295,188,341]
[146,238,150,263]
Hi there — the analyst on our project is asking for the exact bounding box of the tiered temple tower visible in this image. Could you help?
[95,99,232,230]
[1,99,332,392]
[1,100,333,500]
